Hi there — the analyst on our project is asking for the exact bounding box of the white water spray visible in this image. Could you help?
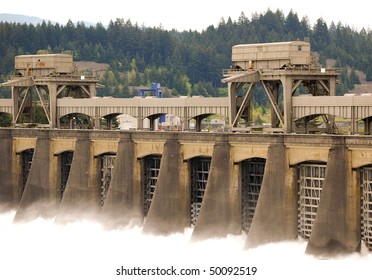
[0,211,370,280]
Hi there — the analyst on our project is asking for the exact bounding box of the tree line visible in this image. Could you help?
[0,9,371,100]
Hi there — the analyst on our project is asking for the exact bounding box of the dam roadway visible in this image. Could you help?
[0,128,371,256]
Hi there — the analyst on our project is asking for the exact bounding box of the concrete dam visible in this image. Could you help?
[1,41,372,258]
[0,128,371,257]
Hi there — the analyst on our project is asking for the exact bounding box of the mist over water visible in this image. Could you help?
[0,210,370,280]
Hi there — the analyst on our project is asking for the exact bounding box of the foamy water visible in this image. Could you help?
[0,210,370,280]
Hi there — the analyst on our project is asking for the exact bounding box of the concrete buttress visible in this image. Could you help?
[13,134,55,222]
[191,135,240,240]
[245,142,297,248]
[57,136,99,222]
[306,141,360,256]
[101,134,140,228]
[142,135,189,234]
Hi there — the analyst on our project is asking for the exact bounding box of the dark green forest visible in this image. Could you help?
[0,9,371,99]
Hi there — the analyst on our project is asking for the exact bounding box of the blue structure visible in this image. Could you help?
[138,83,162,98]
[138,83,165,123]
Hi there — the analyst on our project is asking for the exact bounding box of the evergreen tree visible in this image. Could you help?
[0,9,370,98]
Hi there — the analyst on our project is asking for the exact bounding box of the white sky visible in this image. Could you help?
[1,0,371,31]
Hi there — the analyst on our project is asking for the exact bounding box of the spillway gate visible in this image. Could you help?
[100,154,116,207]
[297,163,326,240]
[360,167,372,249]
[20,149,34,199]
[142,155,161,216]
[241,158,265,232]
[190,157,211,226]
[58,151,73,201]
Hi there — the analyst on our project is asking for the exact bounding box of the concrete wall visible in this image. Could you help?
[0,129,371,256]
[0,130,14,209]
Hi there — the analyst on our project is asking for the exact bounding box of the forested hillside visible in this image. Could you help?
[0,9,371,99]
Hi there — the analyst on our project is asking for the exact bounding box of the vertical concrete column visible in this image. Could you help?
[102,133,140,228]
[281,76,293,133]
[351,107,358,135]
[306,139,360,256]
[13,132,55,222]
[143,134,189,235]
[47,82,58,129]
[57,136,99,222]
[0,130,14,209]
[92,117,100,129]
[183,107,189,131]
[245,140,297,248]
[137,107,143,130]
[11,87,19,126]
[89,83,96,97]
[192,135,240,240]
[329,76,337,96]
[228,82,237,129]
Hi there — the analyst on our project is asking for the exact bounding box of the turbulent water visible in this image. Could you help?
[0,210,370,280]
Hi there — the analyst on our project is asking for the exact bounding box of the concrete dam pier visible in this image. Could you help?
[0,128,371,257]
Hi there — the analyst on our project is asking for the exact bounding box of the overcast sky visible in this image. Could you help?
[1,0,370,31]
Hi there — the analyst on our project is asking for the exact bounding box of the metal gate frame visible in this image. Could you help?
[360,167,372,250]
[142,155,161,216]
[100,154,116,207]
[190,157,211,226]
[241,158,265,232]
[20,149,34,198]
[58,151,73,201]
[297,163,326,239]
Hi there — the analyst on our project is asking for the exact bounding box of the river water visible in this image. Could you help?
[0,210,370,280]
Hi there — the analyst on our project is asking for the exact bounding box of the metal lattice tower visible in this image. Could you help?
[1,54,99,128]
[190,157,211,226]
[222,41,340,133]
[241,158,265,232]
[297,163,326,239]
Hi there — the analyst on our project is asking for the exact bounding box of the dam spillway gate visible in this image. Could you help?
[297,163,326,240]
[2,129,372,255]
[360,167,372,249]
[241,158,265,233]
[100,154,116,207]
[190,157,211,226]
[58,151,73,202]
[20,148,34,200]
[143,155,161,216]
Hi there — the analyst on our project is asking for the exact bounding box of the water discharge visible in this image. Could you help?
[0,211,370,280]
